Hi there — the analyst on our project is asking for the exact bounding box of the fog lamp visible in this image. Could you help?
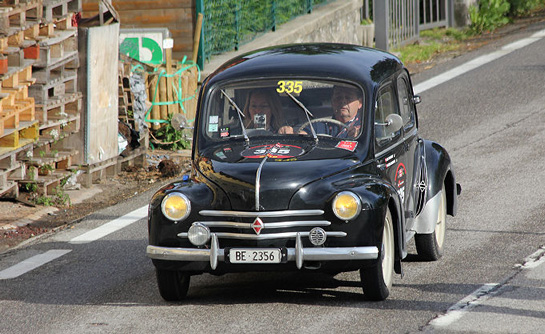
[161,193,191,221]
[332,191,361,221]
[188,223,211,246]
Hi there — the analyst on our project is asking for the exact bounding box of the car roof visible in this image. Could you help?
[205,43,405,89]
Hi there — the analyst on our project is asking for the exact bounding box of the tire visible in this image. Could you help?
[415,184,447,261]
[156,269,190,301]
[360,208,395,301]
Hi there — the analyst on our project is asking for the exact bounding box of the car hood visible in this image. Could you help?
[195,140,362,210]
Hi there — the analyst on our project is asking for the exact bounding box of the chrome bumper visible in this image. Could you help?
[147,234,379,270]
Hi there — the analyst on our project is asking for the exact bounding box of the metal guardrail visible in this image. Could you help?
[372,0,455,51]
[195,0,332,70]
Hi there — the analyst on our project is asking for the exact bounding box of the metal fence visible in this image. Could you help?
[196,0,332,68]
[372,0,454,51]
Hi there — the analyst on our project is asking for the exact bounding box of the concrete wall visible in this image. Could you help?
[454,0,478,27]
[203,0,362,76]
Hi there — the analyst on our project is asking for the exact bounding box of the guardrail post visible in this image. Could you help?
[196,0,205,70]
[375,0,389,51]
[447,0,454,27]
[272,0,276,31]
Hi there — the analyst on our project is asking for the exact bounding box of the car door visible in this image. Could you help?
[395,73,422,231]
[374,83,408,208]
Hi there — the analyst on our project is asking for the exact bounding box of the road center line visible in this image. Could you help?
[413,28,545,94]
[69,205,148,244]
[0,249,72,279]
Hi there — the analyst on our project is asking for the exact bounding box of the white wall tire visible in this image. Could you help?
[360,208,395,301]
[415,183,447,261]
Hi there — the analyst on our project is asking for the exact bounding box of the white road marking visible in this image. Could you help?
[69,205,148,244]
[517,246,545,269]
[429,245,545,328]
[428,283,500,327]
[0,249,72,279]
[413,28,545,94]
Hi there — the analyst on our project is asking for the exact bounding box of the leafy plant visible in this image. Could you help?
[507,0,544,17]
[152,115,191,151]
[469,0,511,34]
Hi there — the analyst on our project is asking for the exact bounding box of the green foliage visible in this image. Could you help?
[153,115,191,151]
[507,0,544,16]
[469,0,511,34]
[395,28,469,64]
[33,186,70,207]
[203,0,330,57]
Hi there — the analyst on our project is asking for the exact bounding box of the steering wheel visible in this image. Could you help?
[296,117,349,137]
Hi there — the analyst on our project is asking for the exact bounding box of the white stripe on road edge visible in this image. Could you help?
[428,283,500,327]
[69,205,148,244]
[0,249,72,279]
[413,28,545,94]
[518,246,545,269]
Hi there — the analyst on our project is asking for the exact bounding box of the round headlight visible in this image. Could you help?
[188,223,210,246]
[332,191,361,221]
[161,193,191,221]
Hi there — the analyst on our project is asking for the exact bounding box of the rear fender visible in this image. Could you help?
[413,140,458,234]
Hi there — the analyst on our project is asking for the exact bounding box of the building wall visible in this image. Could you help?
[81,0,195,60]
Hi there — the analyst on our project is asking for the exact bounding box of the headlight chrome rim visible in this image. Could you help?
[161,192,191,222]
[332,191,361,221]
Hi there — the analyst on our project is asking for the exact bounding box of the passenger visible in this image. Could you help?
[243,89,293,134]
[300,85,363,138]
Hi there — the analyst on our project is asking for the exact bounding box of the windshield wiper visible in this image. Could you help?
[220,89,249,144]
[286,91,318,143]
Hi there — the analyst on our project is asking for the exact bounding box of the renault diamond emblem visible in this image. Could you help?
[252,217,264,235]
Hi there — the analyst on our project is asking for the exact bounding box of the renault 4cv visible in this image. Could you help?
[146,43,460,301]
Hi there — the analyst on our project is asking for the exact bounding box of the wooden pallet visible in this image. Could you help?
[0,0,42,36]
[0,119,37,150]
[34,90,79,124]
[42,0,81,23]
[38,112,79,140]
[32,48,76,82]
[28,67,75,104]
[33,28,76,67]
[18,169,69,195]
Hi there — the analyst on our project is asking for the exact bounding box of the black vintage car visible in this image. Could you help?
[147,44,460,301]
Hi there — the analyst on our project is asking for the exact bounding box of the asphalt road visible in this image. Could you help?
[1,21,545,334]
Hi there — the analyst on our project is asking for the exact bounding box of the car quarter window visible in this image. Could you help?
[374,85,402,149]
[396,75,416,132]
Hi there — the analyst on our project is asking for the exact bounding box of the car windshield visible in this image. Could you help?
[202,79,365,141]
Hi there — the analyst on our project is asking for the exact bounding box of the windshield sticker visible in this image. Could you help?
[208,123,218,132]
[220,127,230,137]
[209,115,219,124]
[336,141,358,152]
[241,144,304,159]
[276,80,303,94]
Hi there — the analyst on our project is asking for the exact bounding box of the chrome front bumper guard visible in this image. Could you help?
[147,233,379,270]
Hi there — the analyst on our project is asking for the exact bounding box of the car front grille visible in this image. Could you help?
[176,209,347,241]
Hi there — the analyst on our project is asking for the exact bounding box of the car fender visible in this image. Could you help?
[413,139,458,234]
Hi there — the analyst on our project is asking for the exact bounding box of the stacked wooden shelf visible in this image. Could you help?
[0,0,83,198]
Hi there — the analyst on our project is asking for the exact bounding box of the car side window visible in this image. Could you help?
[396,75,416,132]
[375,85,402,149]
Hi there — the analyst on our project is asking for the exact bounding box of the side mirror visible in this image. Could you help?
[385,114,403,133]
[412,95,421,104]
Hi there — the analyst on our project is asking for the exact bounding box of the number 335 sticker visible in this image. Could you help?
[277,80,303,94]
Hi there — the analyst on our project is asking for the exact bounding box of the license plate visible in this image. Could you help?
[229,248,282,264]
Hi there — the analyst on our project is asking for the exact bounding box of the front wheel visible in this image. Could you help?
[360,208,395,301]
[415,184,447,261]
[156,269,190,301]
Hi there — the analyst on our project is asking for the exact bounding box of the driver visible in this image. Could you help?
[243,89,293,134]
[300,85,362,138]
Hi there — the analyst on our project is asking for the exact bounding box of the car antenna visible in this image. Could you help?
[221,89,249,144]
[286,91,318,143]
